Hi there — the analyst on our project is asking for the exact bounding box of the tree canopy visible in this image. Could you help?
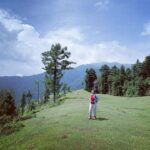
[41,43,75,102]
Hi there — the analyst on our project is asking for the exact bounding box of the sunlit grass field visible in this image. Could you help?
[0,90,150,150]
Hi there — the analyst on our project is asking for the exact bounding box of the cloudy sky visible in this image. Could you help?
[0,0,150,76]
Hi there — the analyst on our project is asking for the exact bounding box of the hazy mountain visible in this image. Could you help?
[0,62,131,102]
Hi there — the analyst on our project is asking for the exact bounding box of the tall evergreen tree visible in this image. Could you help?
[35,80,40,103]
[124,68,136,96]
[85,68,97,92]
[99,65,110,94]
[62,83,68,96]
[136,78,147,96]
[26,90,32,104]
[108,66,119,95]
[0,90,16,117]
[0,89,5,116]
[20,92,26,115]
[43,74,50,103]
[41,43,75,103]
[119,65,126,96]
[145,77,150,95]
[132,59,144,79]
[5,92,16,116]
[125,68,132,81]
[143,55,150,78]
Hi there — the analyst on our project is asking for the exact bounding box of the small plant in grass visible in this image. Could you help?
[26,101,36,112]
[18,114,36,121]
[0,115,25,136]
[0,121,24,136]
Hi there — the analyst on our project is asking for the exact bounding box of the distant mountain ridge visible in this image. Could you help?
[0,62,131,102]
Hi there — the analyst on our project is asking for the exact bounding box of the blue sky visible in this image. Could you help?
[0,0,150,76]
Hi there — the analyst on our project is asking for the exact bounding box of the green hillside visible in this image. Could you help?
[0,90,150,150]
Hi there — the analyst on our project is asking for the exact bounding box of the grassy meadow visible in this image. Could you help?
[0,90,150,150]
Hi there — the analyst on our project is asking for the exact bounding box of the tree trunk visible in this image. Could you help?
[38,83,39,104]
[53,63,57,103]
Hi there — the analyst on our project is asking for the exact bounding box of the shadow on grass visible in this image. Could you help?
[94,117,108,121]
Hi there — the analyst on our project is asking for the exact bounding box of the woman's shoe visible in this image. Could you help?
[89,116,92,120]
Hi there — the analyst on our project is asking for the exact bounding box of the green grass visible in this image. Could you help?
[0,90,150,150]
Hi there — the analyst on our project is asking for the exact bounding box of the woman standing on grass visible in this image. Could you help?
[89,90,98,119]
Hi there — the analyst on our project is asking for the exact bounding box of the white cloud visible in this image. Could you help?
[0,9,22,32]
[0,9,50,76]
[0,9,148,76]
[66,41,133,65]
[46,28,84,42]
[0,9,85,76]
[44,29,133,65]
[141,21,150,36]
[95,0,110,9]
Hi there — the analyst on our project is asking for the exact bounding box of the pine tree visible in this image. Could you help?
[132,59,143,78]
[67,86,71,93]
[136,78,147,96]
[0,90,16,117]
[99,65,110,94]
[85,68,97,92]
[123,68,134,96]
[125,68,132,81]
[35,80,40,103]
[62,83,68,96]
[43,74,50,103]
[20,92,26,115]
[119,65,126,96]
[108,66,119,95]
[26,90,32,104]
[5,92,16,116]
[43,88,50,103]
[42,43,75,103]
[145,77,150,95]
[27,101,36,112]
[0,89,5,116]
[143,55,150,78]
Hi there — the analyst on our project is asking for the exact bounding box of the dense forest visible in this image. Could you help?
[85,55,150,96]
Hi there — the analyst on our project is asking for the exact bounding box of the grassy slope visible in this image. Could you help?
[0,90,150,150]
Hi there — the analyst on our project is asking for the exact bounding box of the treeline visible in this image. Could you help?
[0,89,35,117]
[85,55,150,96]
[0,82,72,122]
[0,89,38,135]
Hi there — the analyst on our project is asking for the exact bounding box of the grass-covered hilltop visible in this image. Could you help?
[0,90,150,150]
